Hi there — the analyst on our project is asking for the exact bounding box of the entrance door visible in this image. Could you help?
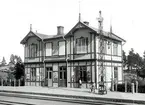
[46,67,53,87]
[59,66,67,87]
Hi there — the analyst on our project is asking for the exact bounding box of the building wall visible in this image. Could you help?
[24,36,42,63]
[23,29,123,89]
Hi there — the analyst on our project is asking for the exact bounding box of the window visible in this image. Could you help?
[59,41,65,55]
[59,66,66,79]
[46,67,52,79]
[114,67,118,80]
[29,44,37,58]
[113,43,118,56]
[77,66,87,82]
[76,37,88,53]
[45,43,52,56]
[31,68,36,81]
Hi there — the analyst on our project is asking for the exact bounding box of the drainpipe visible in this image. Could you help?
[42,39,46,86]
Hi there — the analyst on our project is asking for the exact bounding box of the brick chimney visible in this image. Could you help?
[57,26,64,35]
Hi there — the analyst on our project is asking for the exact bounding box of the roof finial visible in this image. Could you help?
[79,0,81,21]
[30,24,32,31]
[79,13,81,21]
[110,15,112,35]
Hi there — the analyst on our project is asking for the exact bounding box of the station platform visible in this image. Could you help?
[0,86,144,104]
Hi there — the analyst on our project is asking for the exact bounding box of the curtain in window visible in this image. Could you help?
[76,37,88,53]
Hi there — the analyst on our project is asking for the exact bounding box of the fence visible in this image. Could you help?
[0,78,25,86]
[112,80,145,93]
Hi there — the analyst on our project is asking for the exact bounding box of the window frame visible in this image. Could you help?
[29,44,37,58]
[113,42,118,56]
[31,68,36,81]
[76,37,88,54]
[114,66,118,80]
[45,42,52,56]
[58,41,66,56]
[77,66,87,82]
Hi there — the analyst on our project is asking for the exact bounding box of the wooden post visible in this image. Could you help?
[125,81,127,92]
[136,81,138,93]
[14,79,16,86]
[1,79,3,86]
[131,83,134,94]
[115,80,117,91]
[19,79,20,86]
[10,79,11,86]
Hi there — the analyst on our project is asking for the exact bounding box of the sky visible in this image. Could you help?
[0,0,144,63]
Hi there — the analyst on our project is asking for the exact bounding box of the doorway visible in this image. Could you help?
[46,67,53,87]
[59,66,67,87]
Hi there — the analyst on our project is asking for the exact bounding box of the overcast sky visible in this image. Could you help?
[0,0,144,63]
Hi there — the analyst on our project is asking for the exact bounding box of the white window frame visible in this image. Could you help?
[113,43,118,56]
[45,42,52,56]
[76,37,88,54]
[59,41,65,55]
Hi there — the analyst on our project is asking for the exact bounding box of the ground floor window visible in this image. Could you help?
[31,68,36,81]
[59,66,67,79]
[77,66,87,82]
[46,67,52,79]
[114,67,118,80]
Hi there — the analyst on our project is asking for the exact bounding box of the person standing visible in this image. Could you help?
[79,78,82,88]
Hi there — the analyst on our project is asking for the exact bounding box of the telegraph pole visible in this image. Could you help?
[97,11,106,94]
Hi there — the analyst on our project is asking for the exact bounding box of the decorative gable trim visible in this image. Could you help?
[20,31,42,44]
[64,21,96,38]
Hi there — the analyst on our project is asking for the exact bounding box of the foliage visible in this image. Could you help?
[9,54,22,65]
[14,62,24,80]
[1,57,6,66]
[122,50,127,68]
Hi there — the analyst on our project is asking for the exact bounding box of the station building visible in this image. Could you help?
[20,14,125,89]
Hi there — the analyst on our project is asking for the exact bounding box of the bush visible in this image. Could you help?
[138,85,145,93]
[116,83,131,92]
[116,82,145,93]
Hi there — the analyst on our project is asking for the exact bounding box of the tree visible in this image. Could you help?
[14,62,24,80]
[1,57,6,66]
[127,48,135,72]
[122,50,127,69]
[9,54,15,64]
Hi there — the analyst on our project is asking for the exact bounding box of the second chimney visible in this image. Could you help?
[83,21,89,25]
[57,26,64,35]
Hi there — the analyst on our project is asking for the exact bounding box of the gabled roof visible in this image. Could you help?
[21,21,125,44]
[20,31,65,44]
[65,21,126,42]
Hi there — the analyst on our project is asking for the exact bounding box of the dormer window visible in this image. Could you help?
[76,37,88,54]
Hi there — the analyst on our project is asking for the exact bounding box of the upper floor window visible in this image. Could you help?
[76,37,88,53]
[113,43,118,56]
[45,42,52,56]
[59,41,65,55]
[29,44,37,58]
